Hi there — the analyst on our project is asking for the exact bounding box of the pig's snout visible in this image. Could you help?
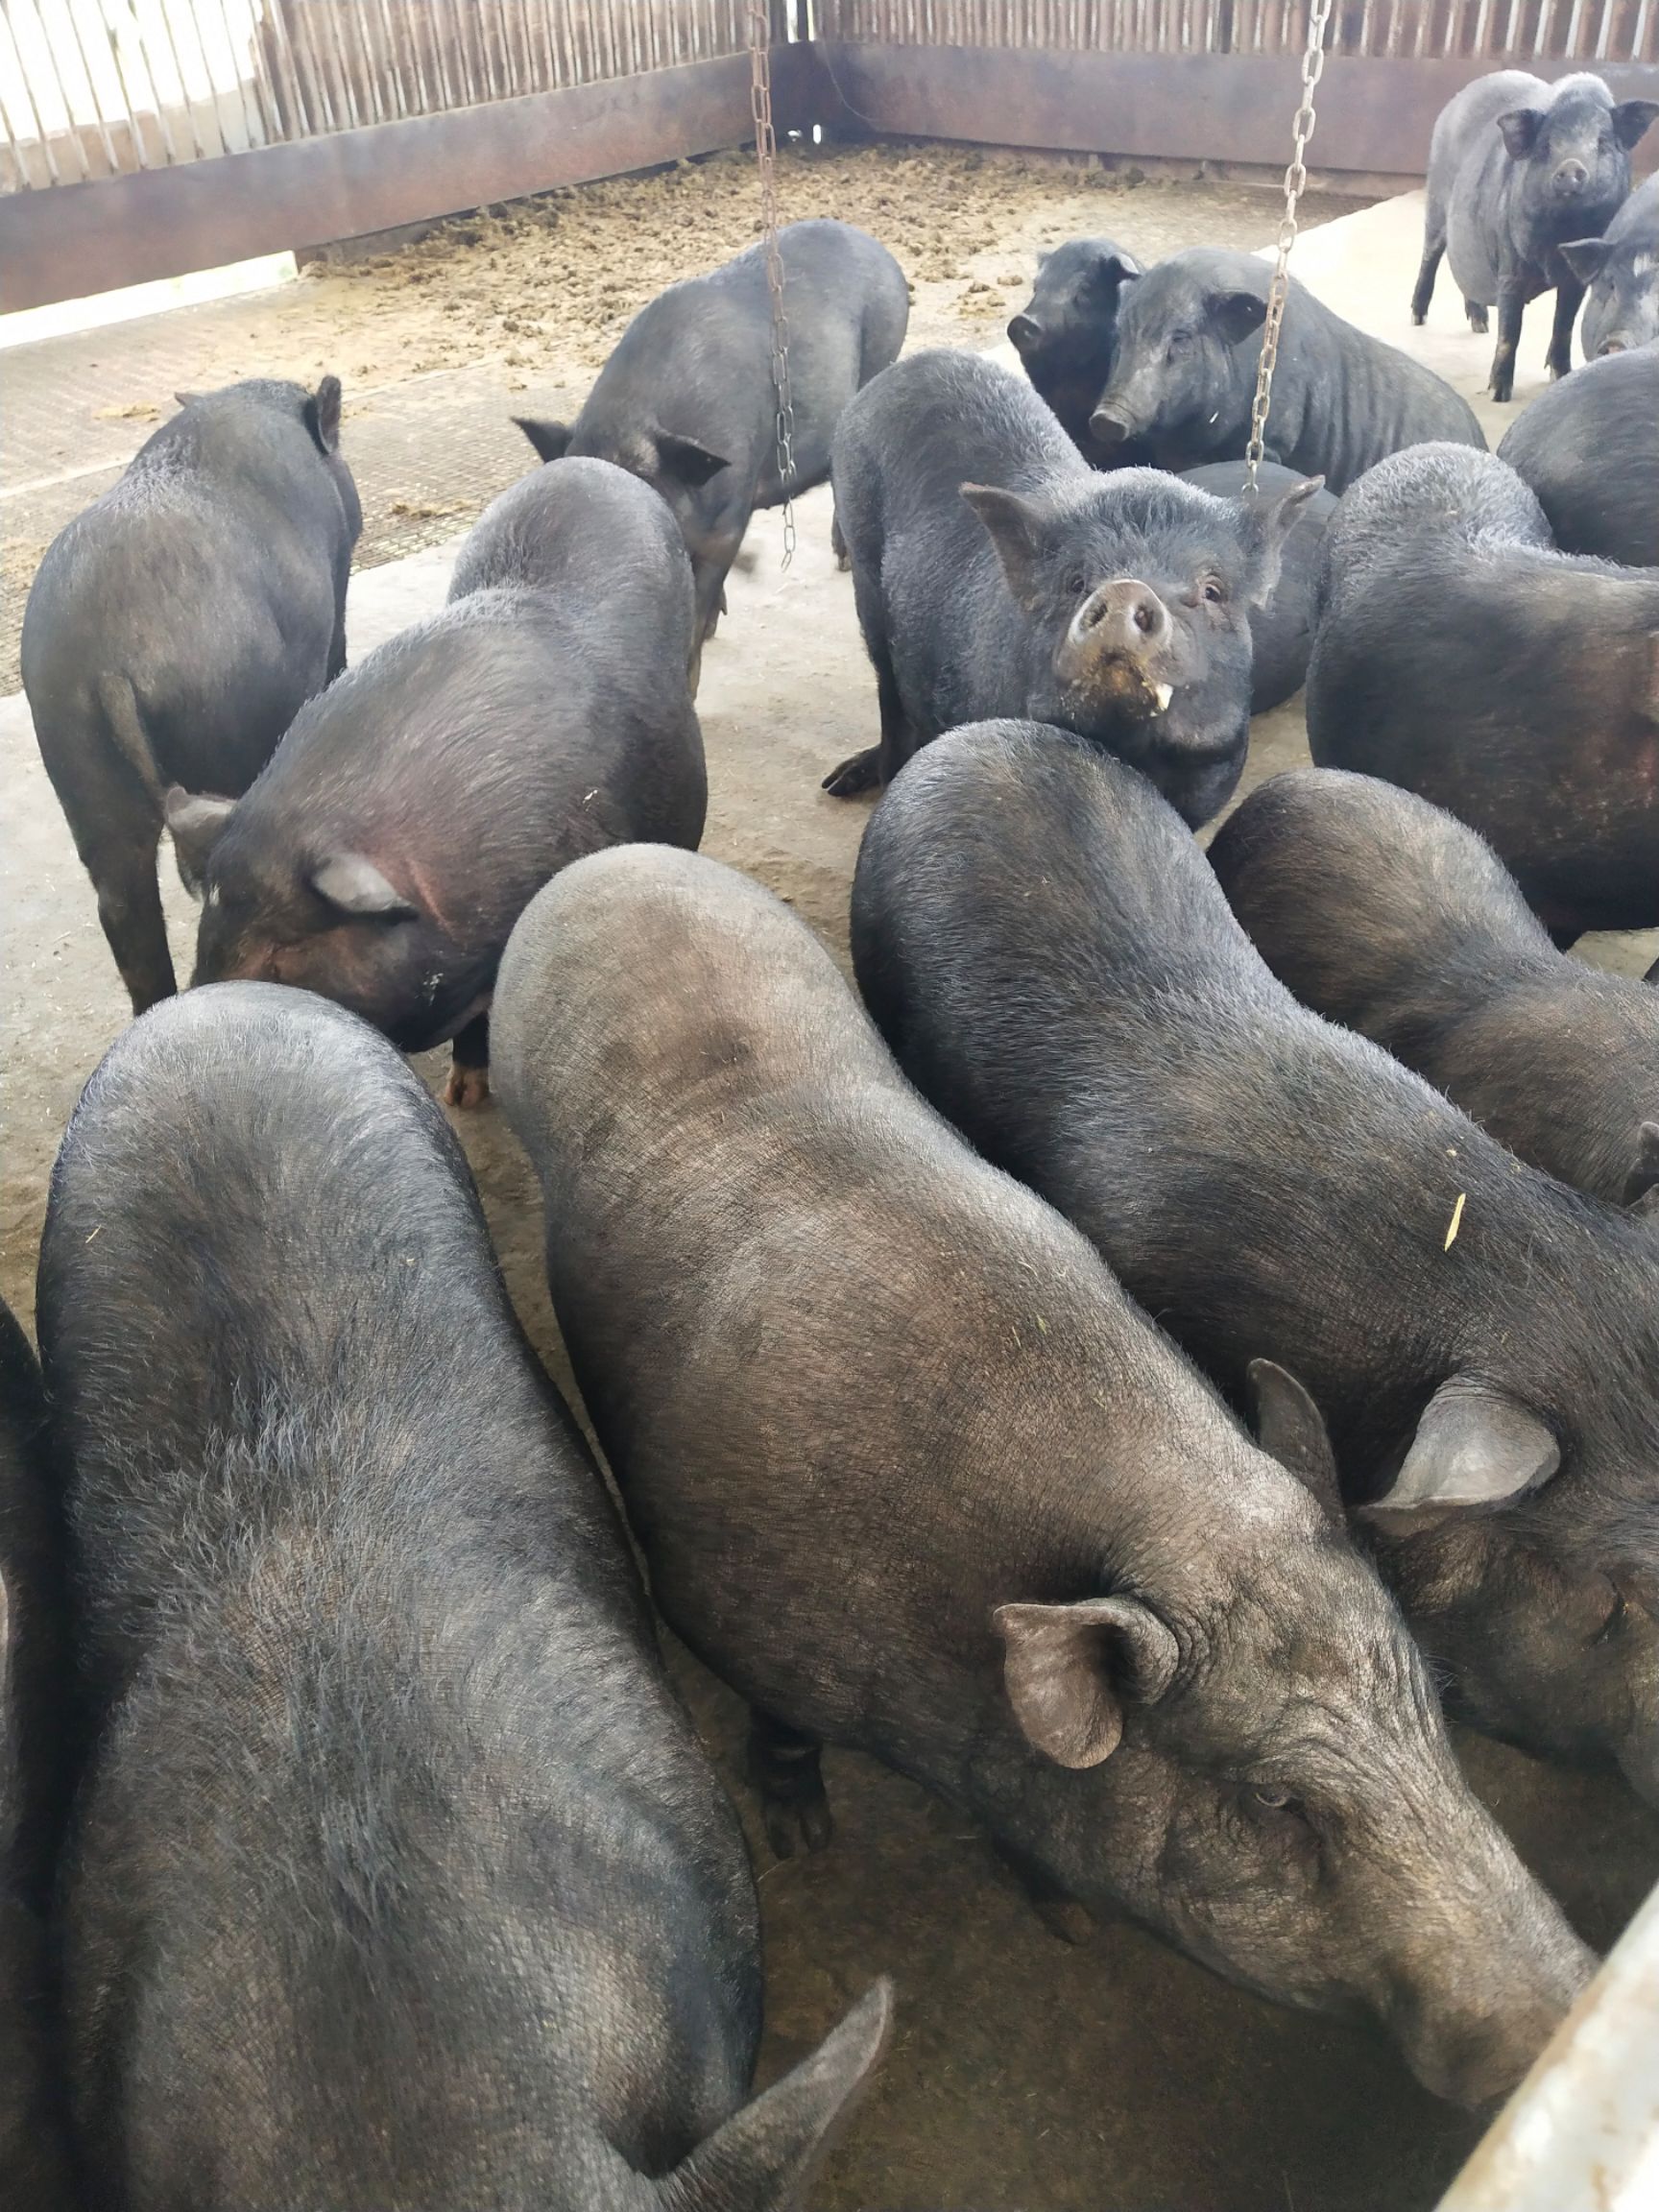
[1071,579,1173,661]
[1597,334,1629,355]
[1088,403,1137,448]
[1388,1917,1592,2108]
[1551,156,1590,200]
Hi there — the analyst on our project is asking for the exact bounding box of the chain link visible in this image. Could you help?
[749,4,797,570]
[1245,0,1334,493]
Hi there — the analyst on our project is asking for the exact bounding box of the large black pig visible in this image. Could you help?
[37,983,887,2208]
[823,349,1318,820]
[1497,339,1659,567]
[1090,247,1483,488]
[515,219,907,674]
[0,1301,74,2207]
[168,455,706,1106]
[1305,440,1659,939]
[1178,462,1338,711]
[1211,769,1659,1209]
[494,842,1591,2109]
[1411,70,1658,399]
[20,377,360,1013]
[1563,172,1659,358]
[851,721,1659,1809]
[1006,236,1146,468]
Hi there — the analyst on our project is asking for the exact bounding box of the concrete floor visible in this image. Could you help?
[4,181,1657,2208]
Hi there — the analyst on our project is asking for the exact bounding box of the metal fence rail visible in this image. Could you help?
[814,0,1659,60]
[1,0,760,190]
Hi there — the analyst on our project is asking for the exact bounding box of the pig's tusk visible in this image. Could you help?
[1152,683,1173,712]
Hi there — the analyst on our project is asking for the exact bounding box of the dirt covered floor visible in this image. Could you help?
[4,145,1658,2212]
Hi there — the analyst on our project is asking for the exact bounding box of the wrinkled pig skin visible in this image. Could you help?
[1092,247,1484,489]
[850,720,1659,1814]
[515,220,908,666]
[825,348,1317,822]
[36,983,887,2211]
[494,842,1590,2110]
[171,456,706,1106]
[0,1301,76,2208]
[1007,237,1149,469]
[1211,768,1659,1208]
[1498,339,1659,568]
[1412,69,1658,398]
[1305,441,1659,939]
[20,377,361,1015]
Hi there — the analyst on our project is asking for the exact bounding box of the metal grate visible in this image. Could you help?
[0,0,761,191]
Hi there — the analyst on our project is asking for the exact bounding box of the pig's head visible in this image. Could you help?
[166,789,492,1052]
[1560,227,1659,355]
[1495,76,1658,251]
[990,1364,1592,2104]
[961,469,1322,827]
[1008,238,1142,372]
[515,414,730,551]
[1088,252,1265,462]
[1360,1281,1659,1809]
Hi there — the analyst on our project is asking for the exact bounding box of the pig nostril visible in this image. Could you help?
[1600,338,1627,354]
[1133,601,1159,635]
[1079,597,1105,632]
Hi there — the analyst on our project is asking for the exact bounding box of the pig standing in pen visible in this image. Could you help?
[822,349,1320,818]
[516,219,908,679]
[169,455,706,1106]
[21,377,360,1014]
[851,722,1659,1810]
[494,843,1591,2110]
[1211,769,1659,1210]
[1006,237,1147,469]
[38,984,887,2209]
[1562,171,1659,359]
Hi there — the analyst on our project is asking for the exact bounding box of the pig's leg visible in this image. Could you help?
[1465,298,1490,334]
[746,1709,834,1858]
[443,1015,491,1111]
[1490,261,1527,401]
[1410,236,1444,325]
[326,613,348,684]
[1546,276,1585,381]
[89,834,177,1014]
[830,507,852,571]
[823,565,908,798]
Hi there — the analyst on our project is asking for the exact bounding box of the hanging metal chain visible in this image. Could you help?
[1246,0,1334,492]
[749,4,797,570]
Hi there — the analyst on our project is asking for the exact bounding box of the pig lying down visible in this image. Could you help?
[37,985,887,2209]
[825,348,1319,822]
[494,842,1589,2108]
[167,455,706,1107]
[852,722,1659,1810]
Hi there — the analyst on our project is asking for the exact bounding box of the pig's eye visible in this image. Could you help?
[1066,570,1090,597]
[1593,1582,1630,1644]
[1248,1784,1296,1813]
[1166,330,1193,358]
[1200,577,1228,605]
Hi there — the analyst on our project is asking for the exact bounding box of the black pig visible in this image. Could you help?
[1211,769,1659,1207]
[20,377,360,1013]
[1178,462,1338,711]
[0,1302,74,2206]
[37,983,888,2208]
[1411,70,1658,398]
[1563,173,1659,358]
[1498,339,1659,567]
[1091,247,1483,488]
[823,349,1318,819]
[168,456,706,1107]
[852,722,1659,1807]
[1305,440,1659,939]
[494,842,1591,2109]
[1007,236,1146,468]
[516,220,907,677]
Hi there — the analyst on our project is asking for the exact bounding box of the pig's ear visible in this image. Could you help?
[1496,108,1546,159]
[1611,99,1659,152]
[512,416,571,463]
[1237,475,1325,609]
[1084,246,1142,295]
[660,1981,891,2212]
[173,390,204,409]
[1008,311,1042,354]
[1558,237,1614,285]
[164,786,236,893]
[310,854,417,920]
[1364,1378,1560,1522]
[655,432,731,490]
[1248,1358,1345,1523]
[1623,1121,1659,1215]
[304,374,343,455]
[993,1596,1180,1768]
[961,483,1054,612]
[1205,288,1268,346]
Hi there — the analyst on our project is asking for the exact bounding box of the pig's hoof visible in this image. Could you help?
[1466,305,1489,334]
[822,748,881,798]
[444,1062,491,1111]
[1410,309,1427,327]
[747,1714,834,1860]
